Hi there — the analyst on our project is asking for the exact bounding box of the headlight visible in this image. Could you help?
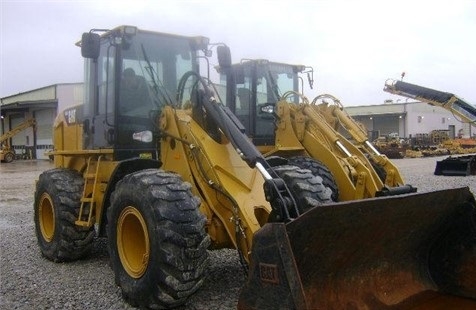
[132,130,153,143]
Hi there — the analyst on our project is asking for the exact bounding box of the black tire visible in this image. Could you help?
[108,169,210,309]
[34,168,95,262]
[288,156,339,202]
[272,165,333,214]
[370,161,387,183]
[3,152,14,163]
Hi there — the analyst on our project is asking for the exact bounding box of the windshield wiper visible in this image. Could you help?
[140,44,173,107]
[266,70,281,101]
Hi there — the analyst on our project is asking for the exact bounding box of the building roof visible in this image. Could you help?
[0,83,82,115]
[1,83,82,105]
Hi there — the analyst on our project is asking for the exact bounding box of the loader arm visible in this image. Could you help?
[162,72,306,251]
[312,94,406,187]
[0,118,36,145]
[273,96,412,200]
[197,94,305,222]
[186,80,303,222]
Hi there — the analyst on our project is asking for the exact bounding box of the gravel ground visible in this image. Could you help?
[1,156,476,309]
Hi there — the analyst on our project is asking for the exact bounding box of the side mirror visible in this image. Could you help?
[81,32,100,59]
[217,45,232,68]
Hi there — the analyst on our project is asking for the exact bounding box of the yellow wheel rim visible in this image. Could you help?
[117,206,150,278]
[38,193,55,242]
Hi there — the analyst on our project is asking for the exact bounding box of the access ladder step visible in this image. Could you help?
[74,220,91,227]
[85,173,96,179]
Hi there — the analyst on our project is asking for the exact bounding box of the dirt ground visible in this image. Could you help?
[1,156,476,309]
[0,160,52,229]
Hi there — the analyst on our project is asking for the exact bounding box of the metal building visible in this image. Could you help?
[0,83,82,160]
[345,100,472,142]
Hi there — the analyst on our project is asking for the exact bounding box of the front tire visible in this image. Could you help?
[34,168,95,262]
[288,156,339,201]
[108,169,210,309]
[3,152,14,163]
[272,165,333,214]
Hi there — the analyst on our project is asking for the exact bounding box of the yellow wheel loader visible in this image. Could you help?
[34,26,332,308]
[218,59,411,201]
[34,27,476,309]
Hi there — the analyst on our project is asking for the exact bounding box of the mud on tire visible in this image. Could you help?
[108,169,210,309]
[34,168,95,262]
[272,165,333,214]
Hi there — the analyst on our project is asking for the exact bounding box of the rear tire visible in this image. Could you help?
[288,156,339,201]
[34,168,95,262]
[108,169,210,309]
[272,165,333,214]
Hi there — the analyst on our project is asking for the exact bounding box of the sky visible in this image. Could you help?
[1,0,475,106]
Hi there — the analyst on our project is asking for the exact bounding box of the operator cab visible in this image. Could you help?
[79,26,211,160]
[219,60,312,145]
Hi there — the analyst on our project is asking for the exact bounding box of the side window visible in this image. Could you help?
[255,72,276,137]
[234,69,252,134]
[176,52,192,87]
[276,72,298,103]
[256,77,269,106]
[236,78,252,114]
[98,45,115,115]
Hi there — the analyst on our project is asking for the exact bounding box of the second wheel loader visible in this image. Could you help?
[218,59,411,201]
[34,26,476,309]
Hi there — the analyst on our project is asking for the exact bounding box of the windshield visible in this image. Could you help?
[119,31,196,118]
[258,63,298,102]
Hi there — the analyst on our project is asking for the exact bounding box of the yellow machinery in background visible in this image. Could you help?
[0,117,36,163]
[384,79,476,175]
